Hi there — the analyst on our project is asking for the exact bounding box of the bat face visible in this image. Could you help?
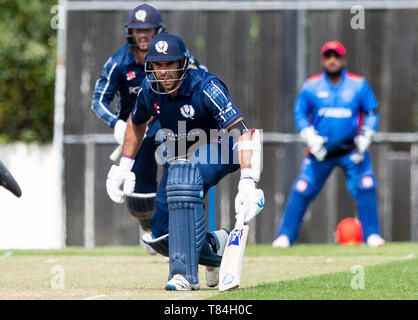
[219,225,249,291]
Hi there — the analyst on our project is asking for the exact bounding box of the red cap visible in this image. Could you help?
[320,41,346,57]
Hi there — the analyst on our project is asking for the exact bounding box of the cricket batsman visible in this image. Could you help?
[105,33,265,290]
[272,41,385,248]
[91,3,207,253]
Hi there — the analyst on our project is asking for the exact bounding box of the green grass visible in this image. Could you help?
[0,243,416,299]
[1,242,416,257]
[245,242,418,257]
[212,258,418,300]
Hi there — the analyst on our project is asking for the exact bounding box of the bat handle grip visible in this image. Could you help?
[110,144,123,161]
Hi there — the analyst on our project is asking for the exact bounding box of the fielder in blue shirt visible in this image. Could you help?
[106,33,265,290]
[273,41,385,248]
[91,4,207,252]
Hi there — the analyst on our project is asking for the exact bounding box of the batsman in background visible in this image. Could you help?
[91,3,207,253]
[273,41,385,249]
[106,33,264,290]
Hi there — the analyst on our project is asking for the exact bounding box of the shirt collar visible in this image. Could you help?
[126,45,145,68]
[176,72,191,97]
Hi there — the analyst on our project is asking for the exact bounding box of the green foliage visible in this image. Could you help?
[0,0,57,142]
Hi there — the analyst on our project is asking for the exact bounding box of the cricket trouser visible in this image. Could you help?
[276,151,381,244]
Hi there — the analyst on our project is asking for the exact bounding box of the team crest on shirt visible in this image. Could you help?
[126,70,136,81]
[135,10,147,22]
[342,89,354,102]
[180,105,195,119]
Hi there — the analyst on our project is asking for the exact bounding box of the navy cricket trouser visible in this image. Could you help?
[150,138,240,238]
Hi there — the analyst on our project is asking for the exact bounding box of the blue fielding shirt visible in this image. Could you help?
[294,69,379,153]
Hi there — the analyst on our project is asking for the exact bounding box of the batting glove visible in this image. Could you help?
[235,178,265,223]
[354,127,375,154]
[106,157,136,203]
[350,127,375,164]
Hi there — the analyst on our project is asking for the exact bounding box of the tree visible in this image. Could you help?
[0,0,57,143]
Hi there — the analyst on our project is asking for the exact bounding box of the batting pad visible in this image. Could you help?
[166,160,206,285]
[142,231,223,266]
[142,233,169,257]
[126,192,156,230]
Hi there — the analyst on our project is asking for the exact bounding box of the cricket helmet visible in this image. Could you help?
[144,33,189,94]
[125,3,166,47]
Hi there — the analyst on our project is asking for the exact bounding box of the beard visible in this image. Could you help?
[324,67,343,78]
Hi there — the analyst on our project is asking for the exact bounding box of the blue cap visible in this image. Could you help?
[146,33,187,62]
[126,3,163,29]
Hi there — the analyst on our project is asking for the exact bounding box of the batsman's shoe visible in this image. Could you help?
[165,274,200,291]
[366,234,385,247]
[206,229,230,287]
[272,235,290,248]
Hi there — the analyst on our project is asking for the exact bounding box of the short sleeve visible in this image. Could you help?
[294,83,313,132]
[359,79,379,112]
[202,79,242,129]
[131,87,151,125]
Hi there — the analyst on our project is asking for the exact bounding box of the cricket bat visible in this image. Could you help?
[109,144,123,161]
[219,206,249,291]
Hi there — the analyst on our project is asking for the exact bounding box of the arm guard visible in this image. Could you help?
[237,129,262,182]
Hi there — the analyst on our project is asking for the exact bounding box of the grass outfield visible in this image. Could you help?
[0,242,416,300]
[214,258,418,300]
